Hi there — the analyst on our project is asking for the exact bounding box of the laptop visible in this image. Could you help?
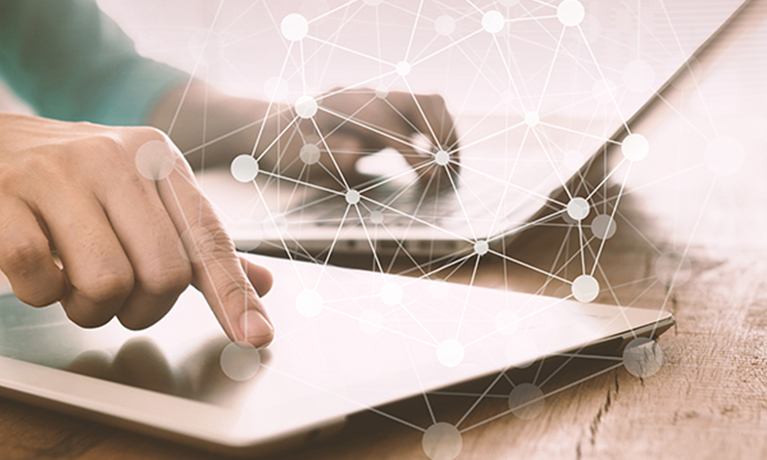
[189,0,745,260]
[0,0,748,457]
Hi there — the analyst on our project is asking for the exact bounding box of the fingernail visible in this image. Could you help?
[238,310,274,346]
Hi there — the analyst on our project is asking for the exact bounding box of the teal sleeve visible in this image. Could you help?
[0,0,188,126]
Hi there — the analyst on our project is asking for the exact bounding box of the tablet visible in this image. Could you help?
[0,254,673,456]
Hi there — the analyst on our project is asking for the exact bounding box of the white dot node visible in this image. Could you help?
[374,85,389,99]
[572,274,599,303]
[263,76,289,101]
[437,340,464,368]
[434,150,450,166]
[655,251,692,287]
[591,214,617,240]
[230,154,259,183]
[566,197,590,222]
[262,214,288,238]
[188,31,224,66]
[296,289,323,318]
[621,133,649,162]
[281,13,308,41]
[474,240,489,256]
[345,189,361,205]
[359,309,384,334]
[504,335,539,369]
[299,144,321,165]
[557,0,585,27]
[435,15,456,36]
[563,150,584,171]
[508,383,545,420]
[135,140,176,181]
[363,0,384,5]
[381,282,403,306]
[494,309,519,336]
[705,135,744,176]
[295,95,318,119]
[220,342,261,381]
[592,78,617,105]
[369,210,384,225]
[422,422,462,460]
[429,280,450,299]
[482,10,505,34]
[623,60,655,93]
[524,112,540,127]
[623,337,663,378]
[231,218,261,251]
[396,61,411,76]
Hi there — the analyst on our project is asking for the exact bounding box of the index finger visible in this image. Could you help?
[131,129,274,348]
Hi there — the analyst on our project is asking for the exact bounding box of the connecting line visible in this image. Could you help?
[455,161,567,209]
[356,194,475,245]
[652,174,718,336]
[305,34,395,67]
[257,169,344,197]
[585,157,628,201]
[590,162,632,277]
[463,0,485,15]
[490,249,572,285]
[393,308,438,426]
[452,118,527,153]
[317,106,431,155]
[584,243,638,340]
[528,0,558,9]
[538,121,623,146]
[313,206,352,289]
[460,362,623,434]
[655,93,711,142]
[307,0,359,24]
[251,46,295,158]
[404,0,425,62]
[486,207,567,245]
[530,127,574,201]
[576,25,632,135]
[464,293,575,350]
[167,0,225,136]
[412,28,484,67]
[656,0,719,137]
[254,115,300,163]
[537,26,567,113]
[310,118,351,190]
[492,34,528,113]
[455,366,509,429]
[454,255,482,340]
[402,78,445,152]
[577,220,586,274]
[353,205,386,274]
[260,363,427,432]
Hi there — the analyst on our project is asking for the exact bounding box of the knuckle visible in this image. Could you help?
[140,261,192,297]
[78,269,134,304]
[16,288,60,308]
[0,236,50,275]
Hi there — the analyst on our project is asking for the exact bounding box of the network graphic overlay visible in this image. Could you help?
[119,0,746,458]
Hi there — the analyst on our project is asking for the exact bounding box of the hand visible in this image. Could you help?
[0,114,274,347]
[150,83,460,187]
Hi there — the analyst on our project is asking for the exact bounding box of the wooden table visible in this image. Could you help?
[2,1,767,458]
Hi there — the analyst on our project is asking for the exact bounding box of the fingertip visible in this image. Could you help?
[238,309,274,348]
